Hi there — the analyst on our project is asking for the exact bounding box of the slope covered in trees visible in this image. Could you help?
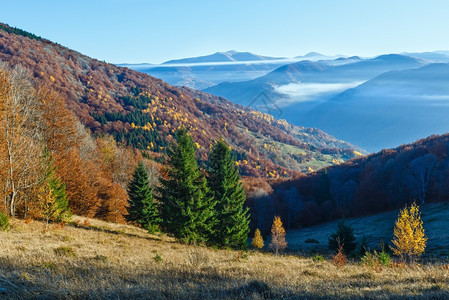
[0,65,144,222]
[248,133,449,233]
[0,22,360,177]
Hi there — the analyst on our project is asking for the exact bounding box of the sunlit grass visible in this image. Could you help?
[0,216,447,299]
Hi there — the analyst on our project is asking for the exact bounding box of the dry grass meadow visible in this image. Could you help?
[0,215,448,299]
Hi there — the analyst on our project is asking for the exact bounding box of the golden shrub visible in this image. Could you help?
[392,203,427,263]
[251,228,264,249]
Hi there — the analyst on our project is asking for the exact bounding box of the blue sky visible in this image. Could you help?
[1,0,449,63]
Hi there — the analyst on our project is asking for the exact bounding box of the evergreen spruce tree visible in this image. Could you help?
[157,129,215,243]
[42,152,71,223]
[207,140,250,249]
[328,221,357,254]
[47,169,71,222]
[126,162,160,233]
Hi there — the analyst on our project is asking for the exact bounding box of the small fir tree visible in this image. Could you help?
[251,228,264,249]
[392,202,427,263]
[39,183,58,229]
[126,162,160,233]
[157,129,216,243]
[0,212,9,231]
[269,216,287,255]
[41,153,71,224]
[47,169,71,223]
[328,221,357,255]
[207,140,250,249]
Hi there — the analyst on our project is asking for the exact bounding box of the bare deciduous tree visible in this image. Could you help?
[252,188,274,234]
[0,67,44,217]
[269,216,287,255]
[407,154,437,204]
[284,187,302,230]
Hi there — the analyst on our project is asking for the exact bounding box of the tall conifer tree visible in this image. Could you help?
[157,129,215,243]
[47,169,71,222]
[42,152,71,223]
[207,140,250,249]
[126,162,160,233]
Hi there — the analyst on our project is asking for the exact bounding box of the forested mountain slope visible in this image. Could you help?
[249,133,449,233]
[0,23,361,176]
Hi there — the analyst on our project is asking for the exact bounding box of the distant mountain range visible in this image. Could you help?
[203,53,449,152]
[119,51,293,90]
[119,51,348,90]
[205,54,425,105]
[122,49,449,152]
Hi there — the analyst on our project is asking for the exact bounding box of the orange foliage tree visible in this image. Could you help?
[39,91,129,222]
[34,81,130,222]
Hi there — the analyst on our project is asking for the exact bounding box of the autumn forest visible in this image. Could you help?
[1,19,449,299]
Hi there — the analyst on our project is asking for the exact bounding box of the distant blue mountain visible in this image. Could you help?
[163,50,285,64]
[294,52,345,61]
[401,52,449,62]
[121,51,291,89]
[121,51,354,90]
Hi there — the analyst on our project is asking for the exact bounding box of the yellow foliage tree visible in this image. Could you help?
[251,228,264,249]
[392,203,427,263]
[269,216,287,255]
[38,183,58,229]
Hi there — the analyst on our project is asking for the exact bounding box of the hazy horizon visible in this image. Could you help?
[2,0,449,64]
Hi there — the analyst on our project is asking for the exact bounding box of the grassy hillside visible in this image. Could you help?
[287,202,449,258]
[0,216,448,299]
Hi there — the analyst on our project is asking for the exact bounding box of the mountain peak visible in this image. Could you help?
[374,53,422,63]
[221,50,238,55]
[163,51,284,65]
[304,52,324,57]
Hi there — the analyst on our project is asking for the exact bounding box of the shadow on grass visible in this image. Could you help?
[68,222,173,243]
[0,257,448,299]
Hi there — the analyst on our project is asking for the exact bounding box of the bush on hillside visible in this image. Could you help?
[0,212,9,231]
[328,221,357,255]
